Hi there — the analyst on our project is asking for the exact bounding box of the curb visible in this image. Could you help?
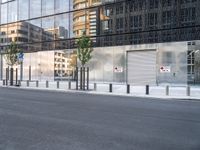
[1,85,200,101]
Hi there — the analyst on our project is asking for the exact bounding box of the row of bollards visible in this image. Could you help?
[94,83,191,96]
[1,80,192,96]
[22,80,73,89]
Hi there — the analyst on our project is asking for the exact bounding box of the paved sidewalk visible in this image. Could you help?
[1,80,200,100]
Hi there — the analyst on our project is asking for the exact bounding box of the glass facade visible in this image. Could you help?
[0,0,200,84]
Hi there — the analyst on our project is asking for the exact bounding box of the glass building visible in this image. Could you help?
[0,0,200,85]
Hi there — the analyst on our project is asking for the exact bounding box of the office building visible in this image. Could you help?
[0,0,200,85]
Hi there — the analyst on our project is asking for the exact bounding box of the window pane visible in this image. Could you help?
[29,19,42,51]
[30,0,41,18]
[42,16,54,42]
[42,0,54,16]
[19,0,29,20]
[55,14,70,40]
[55,0,70,13]
[8,1,17,23]
[1,3,7,24]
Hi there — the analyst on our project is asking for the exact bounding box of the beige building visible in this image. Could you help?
[73,0,101,37]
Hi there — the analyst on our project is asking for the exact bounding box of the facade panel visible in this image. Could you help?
[127,50,157,85]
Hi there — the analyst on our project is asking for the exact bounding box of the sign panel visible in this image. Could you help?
[160,66,171,73]
[17,52,24,62]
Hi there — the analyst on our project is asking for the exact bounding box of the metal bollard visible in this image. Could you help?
[27,80,29,87]
[109,84,112,93]
[146,85,149,95]
[166,85,169,96]
[46,81,49,88]
[18,80,21,86]
[3,80,5,86]
[36,81,39,87]
[68,81,71,90]
[57,81,59,89]
[127,84,130,94]
[186,86,190,96]
[6,79,8,86]
[94,83,97,91]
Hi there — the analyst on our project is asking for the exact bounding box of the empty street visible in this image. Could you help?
[0,87,200,150]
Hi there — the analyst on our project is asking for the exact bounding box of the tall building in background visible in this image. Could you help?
[0,0,200,84]
[73,0,101,37]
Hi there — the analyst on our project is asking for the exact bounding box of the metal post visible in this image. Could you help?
[29,65,31,81]
[166,85,169,96]
[127,84,130,94]
[10,68,14,86]
[16,68,18,85]
[6,68,8,86]
[68,81,71,90]
[27,80,29,87]
[94,83,97,91]
[36,81,39,87]
[18,80,21,86]
[187,86,190,96]
[3,80,5,86]
[46,81,49,88]
[83,67,85,90]
[8,66,9,81]
[87,67,89,90]
[80,67,83,90]
[146,85,149,95]
[20,62,23,81]
[57,81,59,89]
[109,84,112,93]
[76,67,78,90]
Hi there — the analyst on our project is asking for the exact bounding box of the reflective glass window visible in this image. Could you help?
[30,0,41,18]
[42,16,54,42]
[42,0,54,16]
[55,14,70,40]
[19,0,29,20]
[1,3,7,24]
[29,19,42,43]
[55,0,70,13]
[8,1,17,23]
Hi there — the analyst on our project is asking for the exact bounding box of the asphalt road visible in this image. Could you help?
[0,87,200,150]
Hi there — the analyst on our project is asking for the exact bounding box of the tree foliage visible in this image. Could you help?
[4,41,19,66]
[76,33,93,67]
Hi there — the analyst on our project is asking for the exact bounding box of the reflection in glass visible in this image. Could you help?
[30,0,41,18]
[55,0,70,13]
[8,1,18,23]
[42,0,54,16]
[19,0,29,20]
[29,19,42,51]
[0,24,8,51]
[1,3,7,24]
[42,17,54,41]
[55,14,70,40]
[54,50,77,80]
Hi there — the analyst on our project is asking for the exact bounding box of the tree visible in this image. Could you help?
[76,32,93,90]
[4,41,20,85]
[76,32,93,67]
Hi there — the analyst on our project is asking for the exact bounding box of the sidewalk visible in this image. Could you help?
[1,80,200,100]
